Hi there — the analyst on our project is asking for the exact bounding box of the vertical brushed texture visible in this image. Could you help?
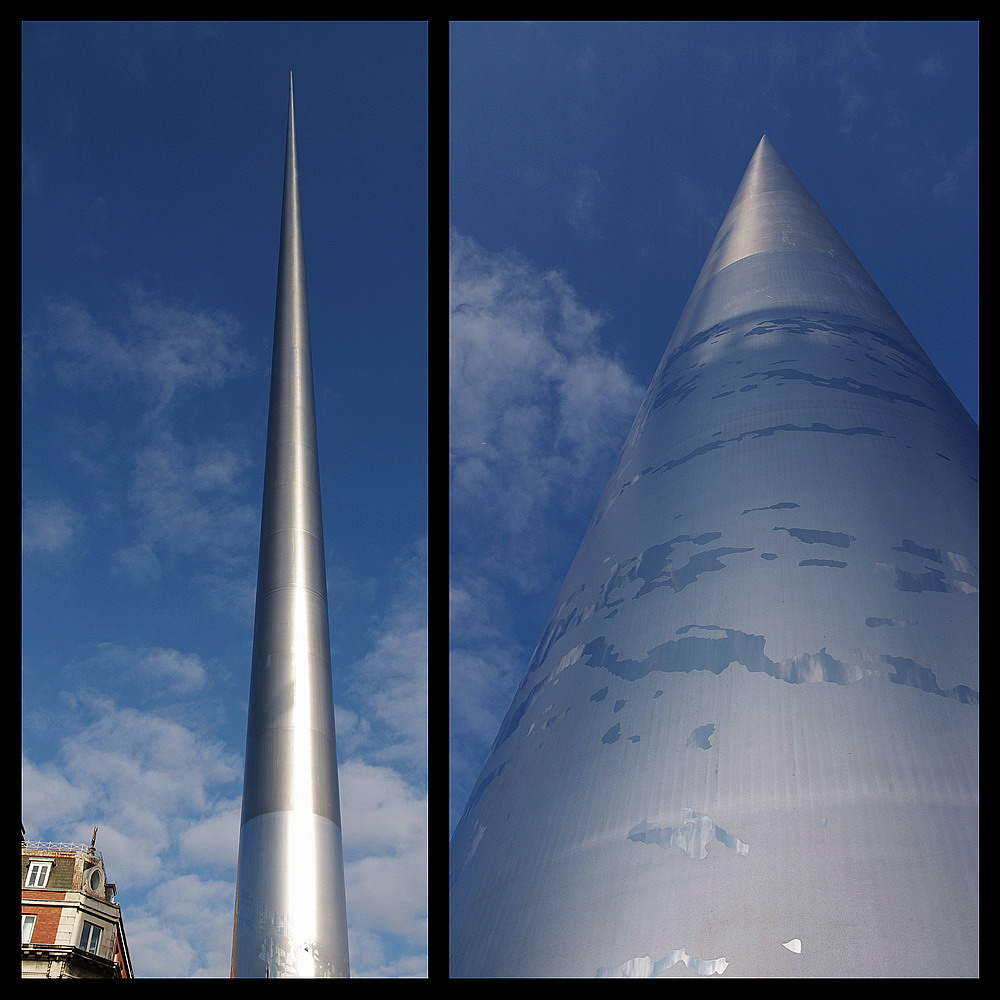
[233,76,350,979]
[450,137,978,978]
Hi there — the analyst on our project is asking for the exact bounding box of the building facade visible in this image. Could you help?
[21,835,134,979]
[450,137,978,978]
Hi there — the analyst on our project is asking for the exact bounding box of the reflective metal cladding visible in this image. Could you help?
[450,137,978,978]
[232,77,350,979]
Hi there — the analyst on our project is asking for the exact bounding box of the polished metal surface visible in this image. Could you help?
[450,136,978,978]
[232,76,350,979]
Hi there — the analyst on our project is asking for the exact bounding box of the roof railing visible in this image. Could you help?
[22,840,103,860]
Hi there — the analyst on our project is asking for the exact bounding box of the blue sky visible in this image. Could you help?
[23,22,427,978]
[21,20,979,979]
[449,21,978,832]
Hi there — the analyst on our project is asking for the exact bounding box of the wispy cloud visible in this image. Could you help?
[932,142,978,201]
[28,285,260,624]
[340,760,427,978]
[342,540,428,772]
[825,21,882,140]
[23,695,241,882]
[127,874,237,978]
[450,232,644,827]
[449,576,527,833]
[68,643,212,699]
[22,498,83,553]
[451,232,643,587]
[44,287,252,420]
[129,428,257,568]
[112,542,163,585]
[566,165,602,239]
[916,51,946,78]
[23,686,242,977]
[24,529,429,978]
[334,538,428,975]
[177,801,242,869]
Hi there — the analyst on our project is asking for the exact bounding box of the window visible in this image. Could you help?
[87,867,104,894]
[21,914,36,944]
[25,861,52,888]
[80,921,102,955]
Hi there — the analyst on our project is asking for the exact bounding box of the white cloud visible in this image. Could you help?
[346,927,428,979]
[134,645,210,696]
[566,165,602,239]
[23,696,241,890]
[45,287,252,418]
[347,853,426,936]
[24,527,429,977]
[450,232,643,581]
[178,800,241,868]
[21,756,91,831]
[128,874,236,978]
[189,571,256,621]
[332,539,428,976]
[448,579,528,833]
[353,619,428,767]
[129,428,258,567]
[340,759,426,859]
[340,760,427,977]
[125,911,199,978]
[22,499,82,553]
[824,22,882,140]
[112,543,163,585]
[450,233,645,831]
[70,643,211,699]
[333,704,373,758]
[932,142,978,201]
[343,540,428,769]
[75,821,167,888]
[23,694,243,977]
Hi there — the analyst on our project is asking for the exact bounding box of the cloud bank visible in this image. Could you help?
[450,233,644,830]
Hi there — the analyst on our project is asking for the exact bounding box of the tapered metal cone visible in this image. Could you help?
[232,75,350,979]
[691,136,865,290]
[450,137,977,978]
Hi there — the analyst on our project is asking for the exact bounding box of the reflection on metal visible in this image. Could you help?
[772,526,855,547]
[578,627,978,700]
[629,811,749,859]
[686,723,716,749]
[450,137,978,977]
[597,949,730,977]
[231,76,349,979]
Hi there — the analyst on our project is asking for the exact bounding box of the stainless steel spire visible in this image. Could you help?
[450,136,978,977]
[232,75,350,979]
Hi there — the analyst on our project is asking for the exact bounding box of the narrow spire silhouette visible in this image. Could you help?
[232,77,350,980]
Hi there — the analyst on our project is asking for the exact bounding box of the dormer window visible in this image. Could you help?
[25,861,52,888]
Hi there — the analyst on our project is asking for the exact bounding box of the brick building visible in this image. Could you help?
[21,831,134,978]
